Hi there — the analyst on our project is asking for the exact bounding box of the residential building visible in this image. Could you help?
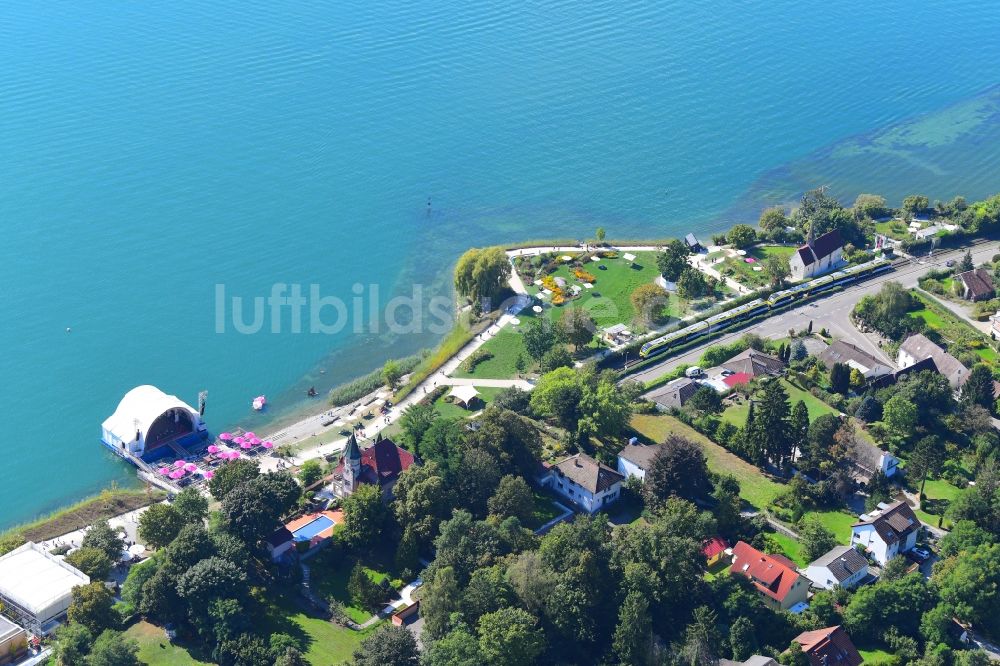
[647,377,699,411]
[804,545,869,590]
[721,348,785,378]
[789,229,845,281]
[850,500,919,565]
[848,439,899,483]
[818,340,893,379]
[954,268,995,301]
[991,311,1000,340]
[617,442,661,481]
[265,527,295,562]
[897,333,969,388]
[334,433,416,500]
[720,657,778,666]
[730,541,809,611]
[685,233,704,252]
[702,537,730,567]
[546,453,624,514]
[790,626,863,666]
[0,616,27,665]
[0,542,90,635]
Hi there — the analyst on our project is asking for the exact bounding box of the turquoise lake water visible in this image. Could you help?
[2,0,1000,529]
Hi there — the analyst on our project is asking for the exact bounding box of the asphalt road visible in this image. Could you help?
[624,241,1000,386]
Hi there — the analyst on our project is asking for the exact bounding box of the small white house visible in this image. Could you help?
[546,453,624,514]
[850,501,919,566]
[616,443,662,481]
[804,545,869,590]
[789,229,845,281]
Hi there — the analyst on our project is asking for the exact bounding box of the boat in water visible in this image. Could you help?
[252,395,267,411]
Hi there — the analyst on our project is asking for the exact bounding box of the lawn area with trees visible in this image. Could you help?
[630,413,784,510]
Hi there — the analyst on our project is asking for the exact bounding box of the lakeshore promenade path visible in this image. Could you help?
[257,243,665,469]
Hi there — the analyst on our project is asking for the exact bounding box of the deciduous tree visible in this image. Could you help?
[342,483,388,551]
[138,503,184,550]
[644,435,710,504]
[631,283,670,326]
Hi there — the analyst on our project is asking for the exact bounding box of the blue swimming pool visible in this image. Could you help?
[292,515,335,541]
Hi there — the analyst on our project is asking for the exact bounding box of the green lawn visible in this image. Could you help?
[721,379,840,427]
[630,413,784,510]
[309,558,391,623]
[260,591,378,665]
[124,621,213,666]
[431,386,504,419]
[923,478,963,502]
[857,642,896,665]
[720,245,795,288]
[453,328,529,379]
[874,219,911,241]
[770,532,807,567]
[524,489,566,530]
[522,251,716,330]
[802,509,858,543]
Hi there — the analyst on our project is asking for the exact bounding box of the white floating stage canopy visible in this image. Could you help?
[448,385,481,408]
[101,385,205,459]
[0,542,90,635]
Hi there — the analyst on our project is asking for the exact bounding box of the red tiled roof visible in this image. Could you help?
[702,537,728,559]
[723,372,753,387]
[336,437,415,488]
[793,626,863,666]
[731,541,802,604]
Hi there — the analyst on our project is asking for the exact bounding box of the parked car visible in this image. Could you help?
[685,366,704,378]
[945,259,956,267]
[909,547,932,562]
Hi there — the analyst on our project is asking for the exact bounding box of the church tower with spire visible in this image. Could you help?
[342,433,362,494]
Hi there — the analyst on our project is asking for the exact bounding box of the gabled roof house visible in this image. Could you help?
[850,500,919,566]
[730,541,809,611]
[791,626,863,666]
[789,229,845,281]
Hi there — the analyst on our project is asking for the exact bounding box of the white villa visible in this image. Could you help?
[850,501,919,566]
[545,453,624,514]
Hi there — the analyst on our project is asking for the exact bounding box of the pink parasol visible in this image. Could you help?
[207,445,219,454]
[169,470,184,480]
[184,463,198,472]
[244,432,256,439]
[249,437,261,445]
[233,436,246,445]
[745,257,756,263]
[173,460,186,469]
[204,471,215,479]
[240,441,252,450]
[230,451,241,459]
[219,432,233,441]
[262,441,274,449]
[158,467,171,475]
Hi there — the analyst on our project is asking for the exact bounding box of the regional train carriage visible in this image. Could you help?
[637,256,891,359]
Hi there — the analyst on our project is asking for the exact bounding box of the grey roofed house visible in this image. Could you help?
[551,453,625,494]
[818,340,893,379]
[685,233,703,251]
[806,545,869,587]
[617,442,661,473]
[853,500,919,546]
[897,333,969,388]
[721,348,785,377]
[720,657,779,666]
[848,438,899,482]
[955,267,996,302]
[647,377,700,410]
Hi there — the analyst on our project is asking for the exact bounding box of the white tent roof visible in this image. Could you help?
[101,385,200,444]
[448,385,481,406]
[0,543,89,618]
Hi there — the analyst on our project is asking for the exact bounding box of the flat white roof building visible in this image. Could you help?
[0,542,90,635]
